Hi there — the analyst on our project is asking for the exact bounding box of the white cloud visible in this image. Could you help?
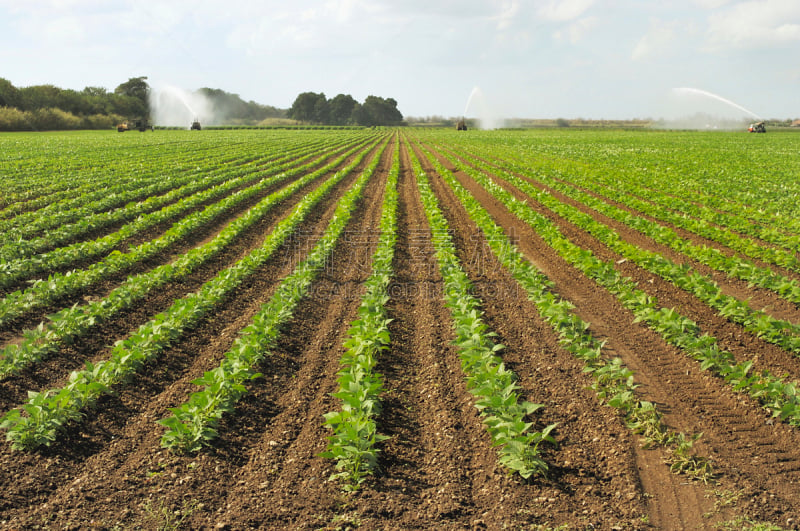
[536,0,595,22]
[324,0,359,22]
[493,0,519,30]
[632,20,679,60]
[554,16,598,44]
[692,0,733,8]
[1,0,799,118]
[705,0,800,49]
[41,15,86,41]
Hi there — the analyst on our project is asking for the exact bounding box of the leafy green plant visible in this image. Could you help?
[1,137,386,450]
[0,137,374,378]
[411,136,713,482]
[321,138,399,490]
[159,137,391,454]
[406,138,556,479]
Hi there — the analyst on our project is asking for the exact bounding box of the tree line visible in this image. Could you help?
[0,77,281,131]
[0,77,404,131]
[287,92,403,126]
[0,77,154,131]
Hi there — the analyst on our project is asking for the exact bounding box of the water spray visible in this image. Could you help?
[463,86,503,130]
[672,87,762,121]
[149,85,215,128]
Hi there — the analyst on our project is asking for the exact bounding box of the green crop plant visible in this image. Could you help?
[322,137,399,490]
[0,137,373,327]
[428,134,800,429]
[159,137,391,454]
[1,137,386,450]
[0,138,374,378]
[410,135,713,482]
[405,137,556,480]
[450,145,800,357]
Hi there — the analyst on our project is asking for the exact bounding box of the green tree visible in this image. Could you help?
[288,91,327,123]
[358,95,403,126]
[82,86,111,115]
[18,85,61,111]
[329,94,357,125]
[313,94,329,124]
[114,76,150,117]
[0,78,21,108]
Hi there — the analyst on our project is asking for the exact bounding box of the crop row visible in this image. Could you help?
[0,137,375,328]
[406,138,557,479]
[0,136,222,211]
[411,137,711,479]
[424,139,800,430]
[0,137,385,450]
[0,130,342,213]
[576,169,800,254]
[0,138,377,378]
[158,136,390,453]
[159,136,386,452]
[493,154,800,306]
[480,156,800,356]
[513,142,800,239]
[321,137,400,490]
[0,135,338,262]
[0,137,356,288]
[507,130,800,222]
[0,144,252,239]
[430,140,800,358]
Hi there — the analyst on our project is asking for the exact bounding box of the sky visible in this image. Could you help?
[1,0,798,121]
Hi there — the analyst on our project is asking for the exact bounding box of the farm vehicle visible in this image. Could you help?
[117,118,154,132]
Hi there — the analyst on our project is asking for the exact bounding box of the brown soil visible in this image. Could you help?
[421,139,800,529]
[1,132,799,530]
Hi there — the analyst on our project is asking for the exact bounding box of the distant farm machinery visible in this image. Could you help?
[117,118,153,132]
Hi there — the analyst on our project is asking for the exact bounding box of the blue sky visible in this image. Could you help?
[1,0,798,121]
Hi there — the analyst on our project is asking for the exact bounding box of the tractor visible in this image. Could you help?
[190,119,202,130]
[117,118,153,132]
[456,118,468,131]
[748,121,766,133]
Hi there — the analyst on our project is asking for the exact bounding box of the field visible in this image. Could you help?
[1,127,800,529]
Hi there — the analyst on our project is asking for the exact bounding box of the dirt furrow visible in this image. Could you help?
[415,141,664,528]
[0,144,376,415]
[0,140,388,528]
[0,141,362,338]
[419,141,800,528]
[443,147,800,385]
[345,141,497,528]
[204,138,393,529]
